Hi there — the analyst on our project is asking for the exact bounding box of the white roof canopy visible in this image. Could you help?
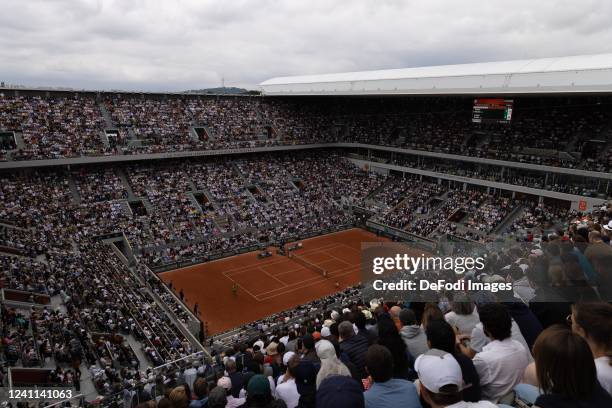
[259,53,612,96]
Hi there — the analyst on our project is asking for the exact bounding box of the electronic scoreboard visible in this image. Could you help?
[472,98,513,124]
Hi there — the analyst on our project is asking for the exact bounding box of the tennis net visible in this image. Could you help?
[289,251,328,278]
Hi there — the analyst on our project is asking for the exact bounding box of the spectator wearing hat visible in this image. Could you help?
[338,321,369,380]
[242,374,286,408]
[424,320,481,403]
[218,376,245,408]
[316,375,364,408]
[363,344,421,408]
[275,354,300,408]
[399,308,429,359]
[315,339,351,388]
[414,349,496,407]
[292,360,317,408]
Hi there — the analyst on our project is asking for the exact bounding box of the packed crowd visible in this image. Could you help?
[1,93,610,172]
[173,203,611,408]
[1,145,610,406]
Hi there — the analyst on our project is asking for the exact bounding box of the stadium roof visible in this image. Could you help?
[259,53,612,96]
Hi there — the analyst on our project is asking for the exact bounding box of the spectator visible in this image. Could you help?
[189,378,209,408]
[376,313,411,379]
[363,344,422,408]
[338,321,369,380]
[242,374,287,408]
[414,349,496,408]
[293,360,317,408]
[315,339,351,388]
[316,375,365,408]
[399,308,429,359]
[425,320,481,403]
[300,334,320,364]
[570,302,612,395]
[444,295,480,336]
[459,303,530,403]
[275,355,300,408]
[217,376,245,408]
[169,385,190,408]
[208,387,228,408]
[529,325,612,407]
[226,359,245,398]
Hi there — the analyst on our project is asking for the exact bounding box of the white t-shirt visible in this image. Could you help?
[275,377,300,408]
[470,320,534,362]
[445,310,480,335]
[473,338,531,402]
[446,401,498,408]
[595,356,612,396]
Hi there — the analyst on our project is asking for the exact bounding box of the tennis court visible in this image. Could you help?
[159,228,389,335]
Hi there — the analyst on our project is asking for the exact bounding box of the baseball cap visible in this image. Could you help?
[217,376,232,390]
[320,326,331,338]
[282,351,296,366]
[247,374,270,396]
[414,349,462,393]
[293,360,317,395]
[317,375,364,408]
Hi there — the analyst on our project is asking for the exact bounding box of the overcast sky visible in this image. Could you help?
[1,0,611,91]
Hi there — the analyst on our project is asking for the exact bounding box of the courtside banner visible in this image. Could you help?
[360,241,612,303]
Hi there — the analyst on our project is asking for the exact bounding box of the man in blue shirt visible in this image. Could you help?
[364,344,422,408]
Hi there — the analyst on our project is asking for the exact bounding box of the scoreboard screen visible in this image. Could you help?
[472,98,513,124]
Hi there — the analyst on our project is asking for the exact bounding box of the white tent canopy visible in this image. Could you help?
[259,53,612,96]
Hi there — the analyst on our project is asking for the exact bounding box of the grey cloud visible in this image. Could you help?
[1,0,611,92]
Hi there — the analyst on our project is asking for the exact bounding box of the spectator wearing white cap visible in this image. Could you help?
[315,339,351,388]
[415,349,496,407]
[217,376,245,408]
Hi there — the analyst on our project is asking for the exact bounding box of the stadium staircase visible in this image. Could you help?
[116,168,136,199]
[493,204,525,235]
[98,102,115,129]
[141,197,154,214]
[12,132,26,150]
[66,174,82,205]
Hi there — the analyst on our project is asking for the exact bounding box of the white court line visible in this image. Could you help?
[253,261,359,298]
[256,266,361,302]
[220,272,261,300]
[223,242,345,277]
[258,266,289,287]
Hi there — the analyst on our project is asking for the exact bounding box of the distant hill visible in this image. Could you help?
[182,87,259,95]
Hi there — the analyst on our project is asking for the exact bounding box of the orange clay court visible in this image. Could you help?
[159,228,389,335]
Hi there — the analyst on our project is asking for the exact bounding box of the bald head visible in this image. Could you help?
[389,306,401,320]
